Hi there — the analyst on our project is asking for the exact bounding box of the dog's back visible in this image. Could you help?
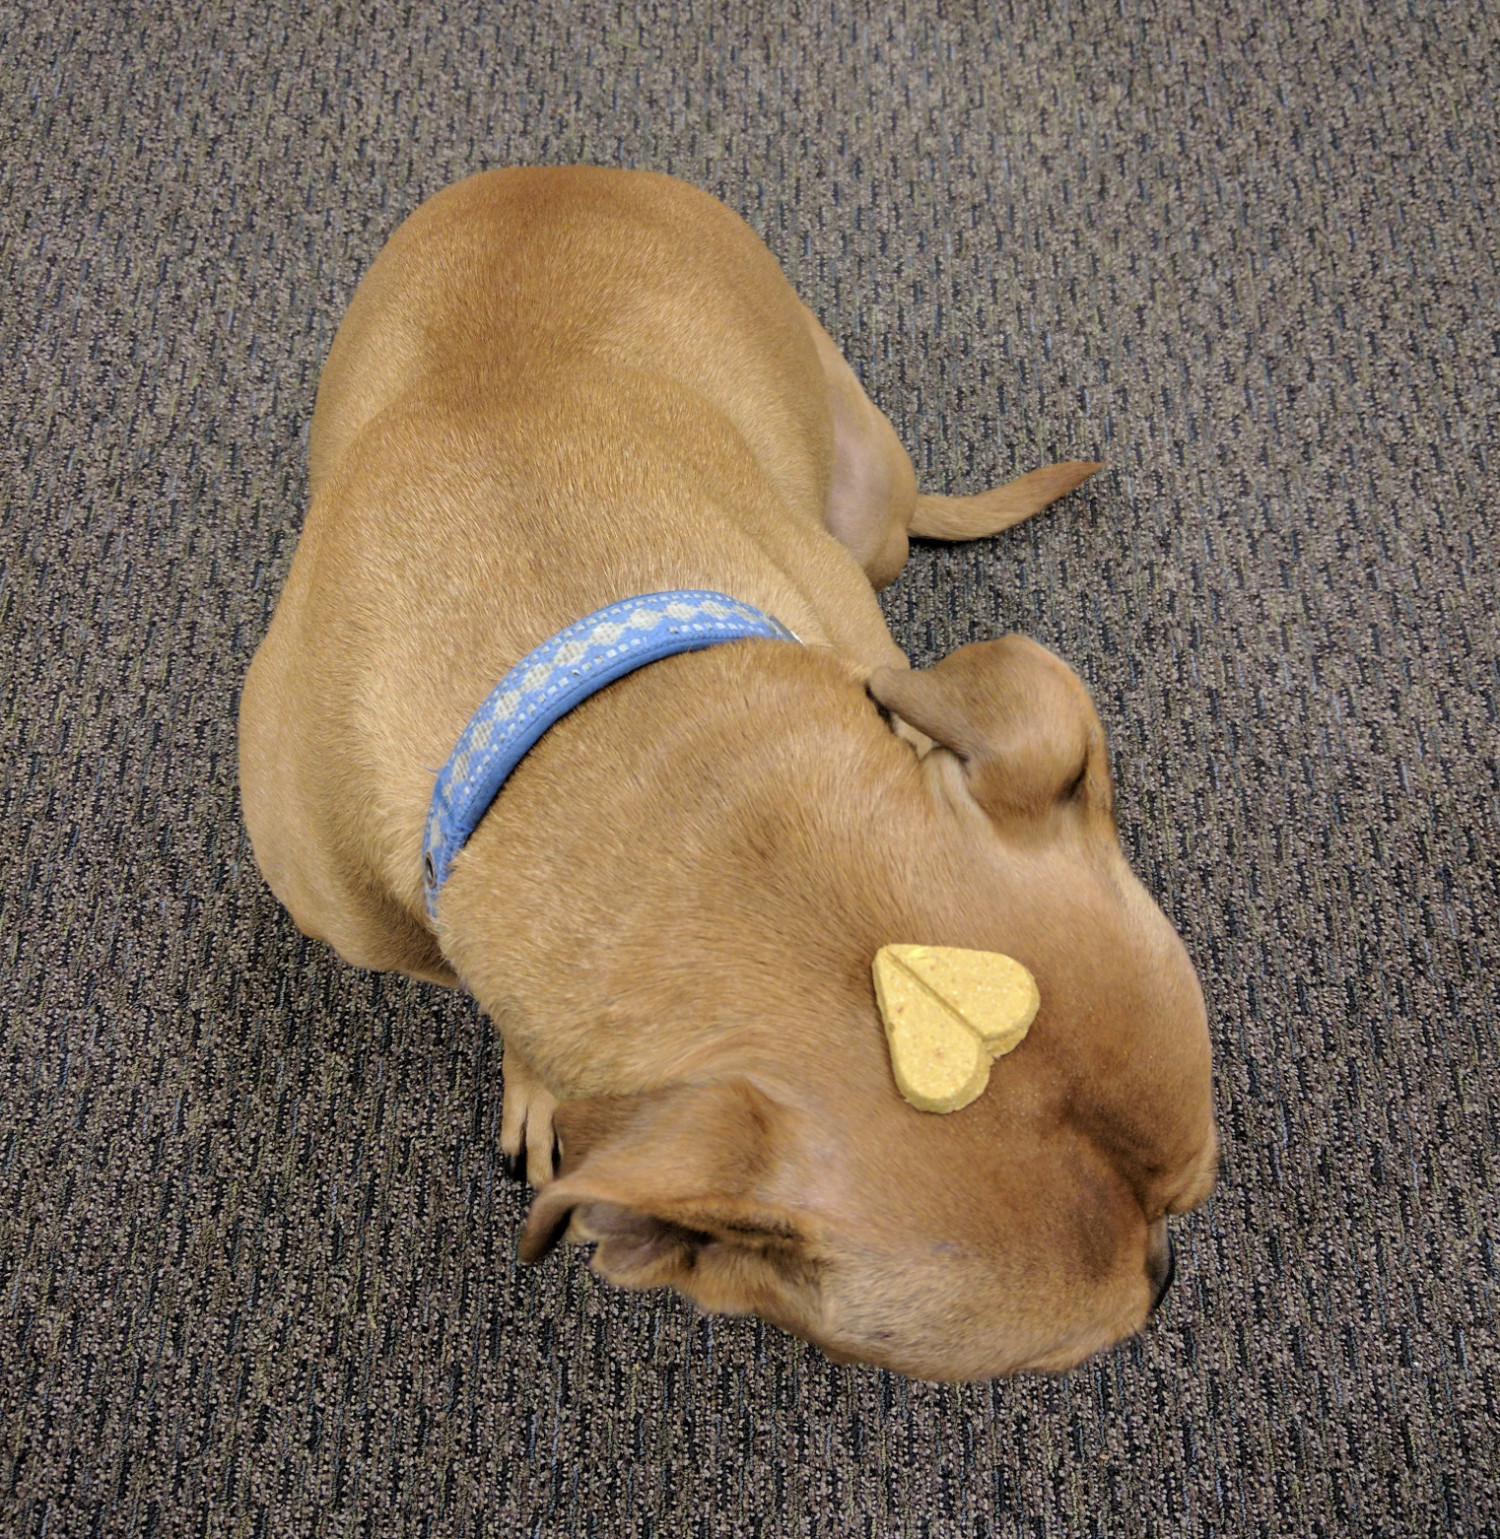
[240,168,901,979]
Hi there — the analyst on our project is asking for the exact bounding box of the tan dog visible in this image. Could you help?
[239,166,1216,1380]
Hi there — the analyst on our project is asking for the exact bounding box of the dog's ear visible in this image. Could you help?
[868,637,1112,821]
[519,1079,820,1321]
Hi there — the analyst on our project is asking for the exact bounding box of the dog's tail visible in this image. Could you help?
[908,461,1105,541]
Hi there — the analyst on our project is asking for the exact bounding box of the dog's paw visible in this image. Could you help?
[500,1044,560,1187]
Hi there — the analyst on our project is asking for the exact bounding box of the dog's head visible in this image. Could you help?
[520,636,1217,1379]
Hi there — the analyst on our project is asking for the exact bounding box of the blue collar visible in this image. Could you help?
[423,590,798,914]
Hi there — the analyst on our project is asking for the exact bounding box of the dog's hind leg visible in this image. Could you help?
[798,303,1102,588]
[799,303,919,588]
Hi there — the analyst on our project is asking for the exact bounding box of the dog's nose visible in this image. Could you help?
[1147,1221,1176,1314]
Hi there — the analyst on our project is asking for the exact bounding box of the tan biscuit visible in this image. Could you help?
[873,945,1040,1113]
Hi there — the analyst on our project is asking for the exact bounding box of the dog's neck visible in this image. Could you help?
[435,641,971,1102]
[422,591,799,913]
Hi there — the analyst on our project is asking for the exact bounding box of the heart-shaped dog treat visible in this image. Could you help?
[873,945,1041,1113]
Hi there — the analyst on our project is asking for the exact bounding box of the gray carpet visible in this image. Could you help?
[3,1,1497,1534]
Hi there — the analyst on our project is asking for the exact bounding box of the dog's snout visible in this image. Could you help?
[1147,1221,1176,1314]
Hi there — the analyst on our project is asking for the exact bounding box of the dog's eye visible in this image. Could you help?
[1062,758,1089,801]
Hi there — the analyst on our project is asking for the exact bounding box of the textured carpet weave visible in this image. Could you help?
[2,1,1497,1534]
